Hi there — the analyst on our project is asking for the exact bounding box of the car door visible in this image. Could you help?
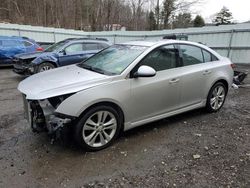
[177,44,209,108]
[129,44,182,123]
[58,43,86,66]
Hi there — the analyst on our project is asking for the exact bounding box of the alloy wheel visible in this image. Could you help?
[210,85,225,110]
[82,110,117,148]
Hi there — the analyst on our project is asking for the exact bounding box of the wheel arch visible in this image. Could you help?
[211,79,229,93]
[78,101,125,132]
[39,61,58,67]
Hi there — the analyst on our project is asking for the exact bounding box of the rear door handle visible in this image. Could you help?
[203,70,212,75]
[169,78,180,84]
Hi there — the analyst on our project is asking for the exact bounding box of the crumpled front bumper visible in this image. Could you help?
[22,95,74,138]
[13,59,35,75]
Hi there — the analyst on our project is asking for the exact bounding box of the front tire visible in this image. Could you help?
[74,105,121,151]
[206,82,227,112]
[37,62,55,73]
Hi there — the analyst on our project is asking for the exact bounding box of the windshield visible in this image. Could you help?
[45,41,66,52]
[78,44,147,75]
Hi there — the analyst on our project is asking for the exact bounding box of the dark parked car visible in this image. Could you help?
[13,38,110,75]
[0,36,43,66]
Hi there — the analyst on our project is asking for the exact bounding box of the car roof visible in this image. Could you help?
[120,40,209,48]
[62,38,110,44]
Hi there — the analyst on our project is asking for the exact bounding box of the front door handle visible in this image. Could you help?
[203,70,212,75]
[169,78,180,84]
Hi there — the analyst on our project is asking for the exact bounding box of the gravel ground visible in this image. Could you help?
[0,66,249,188]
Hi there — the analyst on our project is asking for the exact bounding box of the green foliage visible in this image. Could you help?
[214,6,233,25]
[148,11,156,30]
[172,13,192,29]
[193,15,205,27]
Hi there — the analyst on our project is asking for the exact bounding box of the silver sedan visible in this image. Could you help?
[18,40,234,151]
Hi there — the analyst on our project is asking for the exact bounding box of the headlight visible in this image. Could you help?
[28,66,35,73]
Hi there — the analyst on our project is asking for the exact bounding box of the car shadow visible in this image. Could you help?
[60,108,208,153]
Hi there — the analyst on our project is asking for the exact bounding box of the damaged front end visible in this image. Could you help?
[22,94,75,141]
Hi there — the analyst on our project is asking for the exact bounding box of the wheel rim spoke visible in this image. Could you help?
[103,118,115,127]
[84,131,97,143]
[89,132,99,146]
[83,124,95,131]
[210,97,216,105]
[86,119,97,127]
[102,130,111,142]
[99,132,106,145]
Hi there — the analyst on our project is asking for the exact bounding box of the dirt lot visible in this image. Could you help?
[0,66,249,188]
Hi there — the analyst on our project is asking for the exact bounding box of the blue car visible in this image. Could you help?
[0,36,43,66]
[13,38,110,75]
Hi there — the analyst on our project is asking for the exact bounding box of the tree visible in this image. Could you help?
[193,15,205,27]
[162,0,176,29]
[172,12,192,28]
[147,10,156,30]
[214,6,233,25]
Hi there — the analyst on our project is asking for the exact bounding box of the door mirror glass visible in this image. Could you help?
[134,65,156,78]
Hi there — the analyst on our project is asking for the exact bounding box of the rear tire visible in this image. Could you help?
[74,105,121,151]
[37,62,55,73]
[206,82,227,112]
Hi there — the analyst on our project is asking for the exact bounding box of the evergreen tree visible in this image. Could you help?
[214,6,233,25]
[148,11,156,30]
[193,15,205,27]
[172,13,192,29]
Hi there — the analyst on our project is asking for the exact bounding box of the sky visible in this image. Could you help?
[195,0,250,23]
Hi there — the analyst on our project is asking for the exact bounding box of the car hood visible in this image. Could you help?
[15,52,54,60]
[18,65,113,100]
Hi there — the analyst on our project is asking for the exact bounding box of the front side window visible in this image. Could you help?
[64,43,83,54]
[45,41,66,52]
[139,45,178,71]
[79,44,147,75]
[180,44,203,66]
[23,41,33,47]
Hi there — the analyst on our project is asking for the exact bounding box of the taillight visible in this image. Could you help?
[230,63,236,69]
[36,47,44,52]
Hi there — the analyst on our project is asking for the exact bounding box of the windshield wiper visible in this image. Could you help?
[78,64,106,75]
[78,63,117,76]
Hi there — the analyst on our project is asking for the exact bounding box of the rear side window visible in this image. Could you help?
[180,44,203,66]
[23,40,33,47]
[83,43,99,51]
[98,43,109,49]
[139,45,179,71]
[202,49,218,62]
[2,39,20,47]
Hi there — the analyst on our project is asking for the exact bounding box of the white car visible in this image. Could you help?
[18,40,234,151]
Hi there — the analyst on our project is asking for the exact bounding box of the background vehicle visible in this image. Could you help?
[0,36,43,66]
[18,40,234,151]
[13,38,110,75]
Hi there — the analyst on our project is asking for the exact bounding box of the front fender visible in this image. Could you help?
[55,79,131,121]
[32,53,59,66]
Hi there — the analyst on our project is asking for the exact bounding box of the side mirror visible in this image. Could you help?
[134,65,156,78]
[60,50,67,55]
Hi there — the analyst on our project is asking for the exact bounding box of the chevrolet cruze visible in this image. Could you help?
[18,40,234,151]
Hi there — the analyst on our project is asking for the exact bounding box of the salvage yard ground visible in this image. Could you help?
[0,66,249,187]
